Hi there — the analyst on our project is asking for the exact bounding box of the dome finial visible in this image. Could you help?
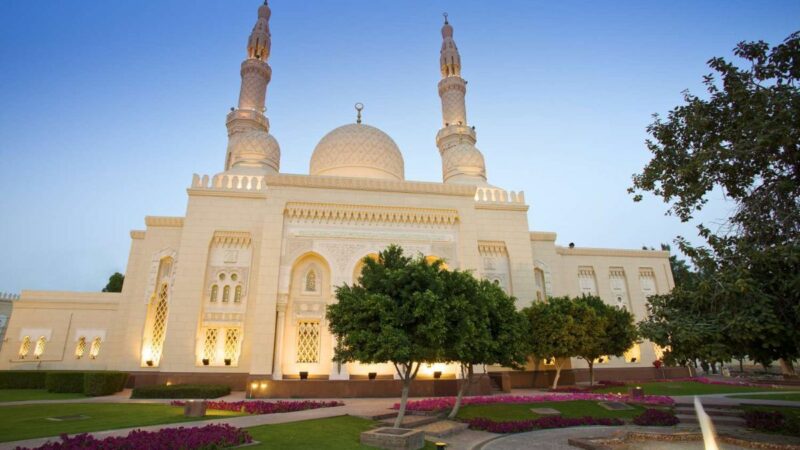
[443,12,448,24]
[355,102,364,124]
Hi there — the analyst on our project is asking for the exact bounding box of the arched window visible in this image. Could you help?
[18,336,31,359]
[234,285,242,303]
[33,336,47,359]
[75,337,87,359]
[305,270,317,292]
[89,337,102,359]
[296,320,320,363]
[222,285,230,302]
[210,284,218,302]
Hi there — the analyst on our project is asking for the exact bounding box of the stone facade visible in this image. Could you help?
[0,3,676,389]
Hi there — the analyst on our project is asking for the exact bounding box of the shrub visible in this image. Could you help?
[742,410,800,436]
[465,416,624,433]
[633,408,680,426]
[45,372,85,393]
[17,424,252,449]
[131,384,231,399]
[170,399,344,414]
[0,371,46,389]
[597,380,626,387]
[83,372,128,397]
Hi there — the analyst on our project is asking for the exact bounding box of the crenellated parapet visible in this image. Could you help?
[0,292,19,301]
[474,187,526,205]
[190,173,268,195]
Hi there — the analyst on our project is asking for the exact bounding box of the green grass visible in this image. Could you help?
[593,381,792,396]
[246,416,438,449]
[456,400,646,422]
[729,392,800,402]
[0,403,244,442]
[0,389,86,402]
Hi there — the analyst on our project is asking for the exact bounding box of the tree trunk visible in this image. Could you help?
[552,362,563,390]
[394,381,411,428]
[739,358,744,373]
[779,358,796,376]
[448,364,473,419]
[588,361,595,386]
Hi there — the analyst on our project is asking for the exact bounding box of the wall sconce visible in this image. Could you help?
[259,382,267,390]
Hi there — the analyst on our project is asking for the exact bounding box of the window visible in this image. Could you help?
[18,336,31,359]
[296,320,320,363]
[224,328,241,364]
[203,328,218,362]
[593,355,610,364]
[534,268,546,300]
[142,256,173,367]
[578,267,597,295]
[234,285,242,303]
[33,336,47,359]
[305,270,317,292]
[210,285,218,302]
[222,285,230,303]
[89,337,102,359]
[653,344,669,360]
[75,337,87,359]
[542,357,555,366]
[639,268,657,298]
[231,273,238,282]
[624,344,641,363]
[609,268,629,310]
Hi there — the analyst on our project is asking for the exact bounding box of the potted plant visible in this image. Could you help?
[202,358,210,366]
[299,371,309,380]
[224,358,232,366]
[368,372,377,380]
[433,371,442,379]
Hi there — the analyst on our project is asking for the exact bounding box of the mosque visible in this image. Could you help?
[0,2,679,396]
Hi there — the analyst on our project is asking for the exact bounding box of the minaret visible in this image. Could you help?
[436,14,487,185]
[224,1,280,175]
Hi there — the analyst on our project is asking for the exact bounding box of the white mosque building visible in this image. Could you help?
[0,2,678,396]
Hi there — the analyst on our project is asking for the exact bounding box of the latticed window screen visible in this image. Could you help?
[224,328,241,362]
[75,337,87,358]
[203,328,218,360]
[305,271,317,292]
[653,344,667,360]
[150,283,170,364]
[19,336,31,358]
[89,337,102,359]
[33,336,47,358]
[296,320,320,363]
[210,285,218,302]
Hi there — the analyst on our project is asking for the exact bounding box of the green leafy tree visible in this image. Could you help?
[630,32,800,373]
[102,272,124,293]
[326,245,449,428]
[573,296,639,386]
[443,272,529,418]
[523,296,588,389]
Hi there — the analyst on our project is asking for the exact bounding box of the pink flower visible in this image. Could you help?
[393,393,674,412]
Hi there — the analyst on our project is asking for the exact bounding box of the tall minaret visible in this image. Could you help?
[436,14,487,185]
[224,1,280,175]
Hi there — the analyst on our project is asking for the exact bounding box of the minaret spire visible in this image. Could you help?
[435,15,487,185]
[224,1,280,175]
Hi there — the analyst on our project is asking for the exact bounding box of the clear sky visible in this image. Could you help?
[0,1,797,293]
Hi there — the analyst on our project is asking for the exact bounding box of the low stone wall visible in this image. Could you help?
[127,371,250,390]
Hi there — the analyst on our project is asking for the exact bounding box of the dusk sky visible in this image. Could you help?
[1,1,797,293]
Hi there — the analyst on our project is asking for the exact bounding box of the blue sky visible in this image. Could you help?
[0,1,797,293]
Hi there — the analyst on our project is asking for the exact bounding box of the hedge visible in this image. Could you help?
[0,371,47,389]
[45,372,86,393]
[131,384,231,399]
[84,372,129,397]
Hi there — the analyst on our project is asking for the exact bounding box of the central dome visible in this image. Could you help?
[310,123,405,181]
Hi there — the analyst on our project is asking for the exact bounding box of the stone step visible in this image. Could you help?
[380,414,441,428]
[673,401,738,409]
[674,407,743,417]
[415,420,469,438]
[676,414,746,427]
[364,411,399,421]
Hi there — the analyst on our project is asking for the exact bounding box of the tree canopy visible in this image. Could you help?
[102,272,124,293]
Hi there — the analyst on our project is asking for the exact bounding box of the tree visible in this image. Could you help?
[523,296,588,389]
[443,272,529,418]
[630,31,800,373]
[102,272,124,293]
[573,296,639,386]
[326,245,449,428]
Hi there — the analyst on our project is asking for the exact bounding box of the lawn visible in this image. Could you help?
[0,403,244,442]
[456,400,646,422]
[246,416,438,450]
[729,392,800,402]
[0,389,86,403]
[592,381,792,396]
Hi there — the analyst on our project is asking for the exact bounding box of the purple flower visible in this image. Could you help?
[632,408,680,426]
[394,393,674,412]
[464,416,624,433]
[170,399,344,415]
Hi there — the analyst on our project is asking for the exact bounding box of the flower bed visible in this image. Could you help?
[632,408,680,426]
[170,399,344,415]
[395,393,673,412]
[549,380,627,393]
[465,416,624,433]
[18,424,251,450]
[743,410,800,436]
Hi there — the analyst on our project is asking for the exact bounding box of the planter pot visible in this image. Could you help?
[433,371,442,379]
[299,371,309,380]
[183,400,207,418]
[368,372,377,380]
[360,428,424,450]
[202,359,210,366]
[145,360,154,367]
[224,358,232,366]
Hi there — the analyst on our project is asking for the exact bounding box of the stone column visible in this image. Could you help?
[272,300,287,380]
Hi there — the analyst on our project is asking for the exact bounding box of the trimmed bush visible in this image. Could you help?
[0,371,47,389]
[45,372,85,393]
[83,371,128,397]
[131,384,231,399]
[465,416,624,433]
[633,408,680,426]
